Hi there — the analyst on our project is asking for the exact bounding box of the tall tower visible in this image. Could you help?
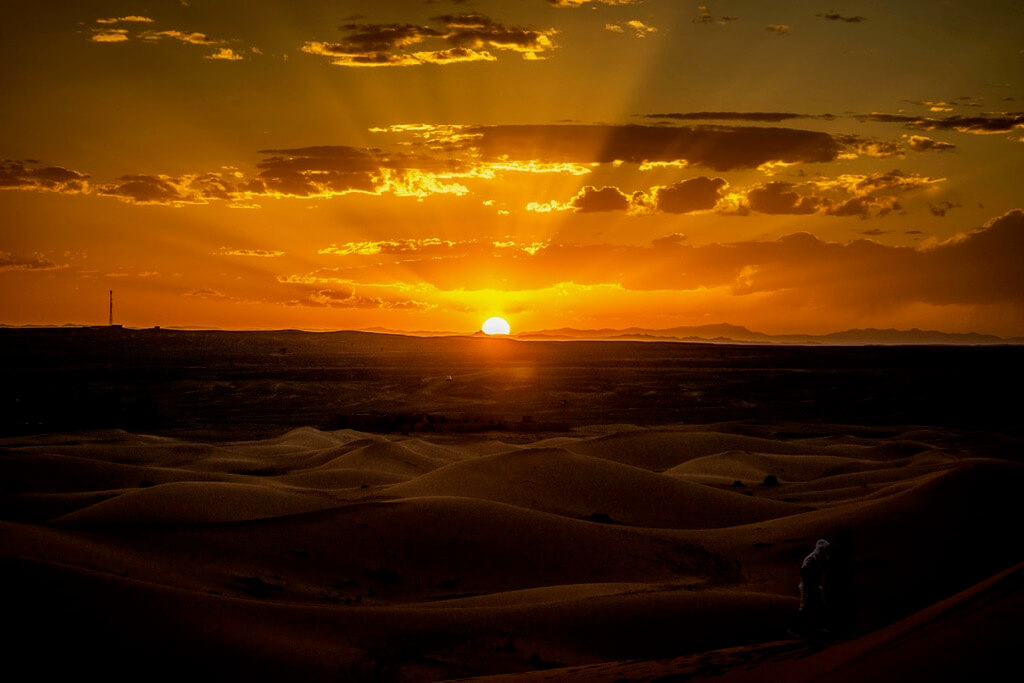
[109,290,113,326]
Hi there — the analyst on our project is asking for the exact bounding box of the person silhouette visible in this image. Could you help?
[790,538,830,638]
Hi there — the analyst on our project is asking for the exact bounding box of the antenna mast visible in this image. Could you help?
[109,290,113,326]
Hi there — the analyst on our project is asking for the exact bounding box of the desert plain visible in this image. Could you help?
[1,328,1021,681]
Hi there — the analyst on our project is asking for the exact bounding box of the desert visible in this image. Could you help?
[1,328,1020,681]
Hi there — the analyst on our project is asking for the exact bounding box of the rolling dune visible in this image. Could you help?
[3,419,1021,682]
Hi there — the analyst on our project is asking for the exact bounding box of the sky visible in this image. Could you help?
[1,0,1022,336]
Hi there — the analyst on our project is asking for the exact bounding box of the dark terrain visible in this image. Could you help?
[2,327,1021,439]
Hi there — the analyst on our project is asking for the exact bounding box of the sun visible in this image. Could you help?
[481,316,511,335]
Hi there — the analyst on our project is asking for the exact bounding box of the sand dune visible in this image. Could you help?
[53,481,347,524]
[558,429,825,471]
[388,447,802,528]
[3,421,1021,681]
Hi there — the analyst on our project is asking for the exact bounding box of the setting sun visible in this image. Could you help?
[481,317,511,336]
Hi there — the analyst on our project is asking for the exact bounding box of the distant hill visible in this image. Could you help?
[515,325,1023,346]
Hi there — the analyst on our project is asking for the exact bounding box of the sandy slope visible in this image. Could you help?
[2,422,1021,681]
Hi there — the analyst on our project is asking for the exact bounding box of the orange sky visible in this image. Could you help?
[1,1,1022,336]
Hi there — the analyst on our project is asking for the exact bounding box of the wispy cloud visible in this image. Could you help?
[605,20,657,38]
[548,0,638,7]
[817,12,866,23]
[0,252,68,272]
[857,112,1024,134]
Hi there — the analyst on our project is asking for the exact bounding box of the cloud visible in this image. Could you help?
[740,170,942,219]
[467,124,840,170]
[905,135,956,152]
[651,233,687,248]
[302,14,556,67]
[571,186,631,212]
[529,168,937,219]
[824,195,901,218]
[184,288,226,299]
[285,210,1024,312]
[91,29,131,42]
[654,177,727,213]
[694,6,739,24]
[605,20,657,38]
[818,13,866,23]
[140,30,222,46]
[0,252,67,272]
[647,112,834,123]
[282,210,1024,313]
[765,24,790,35]
[929,201,961,217]
[746,181,823,215]
[90,144,477,206]
[215,248,285,257]
[536,176,727,215]
[280,283,433,311]
[97,174,208,205]
[858,112,1024,134]
[0,160,90,194]
[836,135,905,158]
[548,0,638,7]
[91,19,250,58]
[206,47,244,61]
[96,16,154,24]
[318,238,461,256]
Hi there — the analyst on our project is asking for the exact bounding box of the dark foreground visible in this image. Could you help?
[2,327,1021,438]
[1,328,1022,681]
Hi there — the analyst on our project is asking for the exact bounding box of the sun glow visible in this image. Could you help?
[481,316,511,335]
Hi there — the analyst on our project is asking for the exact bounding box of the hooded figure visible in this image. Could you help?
[792,539,830,637]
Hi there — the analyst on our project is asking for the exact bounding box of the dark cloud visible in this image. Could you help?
[836,135,905,158]
[746,181,822,215]
[651,233,687,248]
[252,146,381,196]
[818,13,866,23]
[434,13,554,52]
[905,135,956,152]
[655,177,727,213]
[929,201,961,217]
[646,112,834,122]
[97,175,203,205]
[0,160,89,193]
[469,124,841,170]
[303,13,556,66]
[571,186,631,212]
[0,251,67,272]
[858,112,1024,134]
[741,171,940,219]
[694,7,739,24]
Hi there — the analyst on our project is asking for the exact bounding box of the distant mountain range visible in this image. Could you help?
[512,324,1024,345]
[2,323,1020,345]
